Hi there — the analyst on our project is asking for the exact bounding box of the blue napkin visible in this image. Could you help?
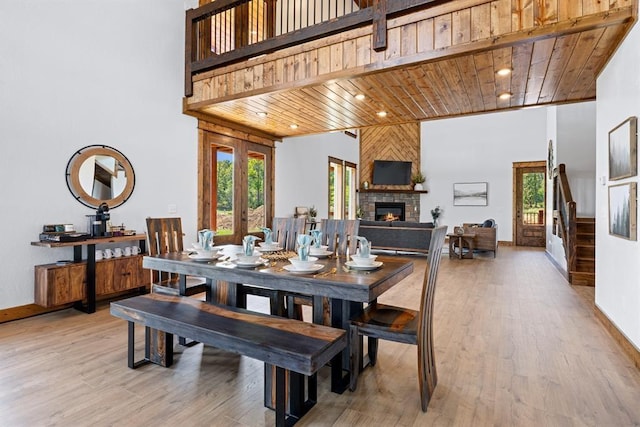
[242,235,261,256]
[261,227,273,245]
[356,236,371,257]
[297,234,313,260]
[198,229,215,251]
[309,229,323,248]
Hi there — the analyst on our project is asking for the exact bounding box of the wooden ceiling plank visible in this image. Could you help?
[406,65,448,116]
[434,13,453,49]
[552,27,605,102]
[538,33,580,104]
[524,38,555,105]
[491,0,512,37]
[510,43,533,106]
[473,51,498,110]
[568,25,623,100]
[438,58,474,113]
[367,73,421,120]
[399,71,440,117]
[384,70,433,119]
[425,62,463,115]
[455,55,485,112]
[583,0,609,15]
[492,47,512,96]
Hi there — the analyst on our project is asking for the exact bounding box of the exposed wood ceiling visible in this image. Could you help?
[185,5,637,140]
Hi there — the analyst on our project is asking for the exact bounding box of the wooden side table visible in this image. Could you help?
[447,233,476,259]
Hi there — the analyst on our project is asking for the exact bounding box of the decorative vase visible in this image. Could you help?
[414,183,423,191]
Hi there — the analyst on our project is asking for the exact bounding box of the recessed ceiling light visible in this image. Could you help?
[498,92,512,100]
[290,124,298,129]
[355,94,365,100]
[256,112,267,117]
[496,68,512,76]
[377,111,387,117]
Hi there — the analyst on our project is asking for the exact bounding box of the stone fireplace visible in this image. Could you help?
[359,191,420,222]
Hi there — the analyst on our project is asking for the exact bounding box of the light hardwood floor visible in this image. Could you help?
[2,247,640,426]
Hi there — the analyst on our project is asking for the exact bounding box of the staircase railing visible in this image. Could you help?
[555,164,577,277]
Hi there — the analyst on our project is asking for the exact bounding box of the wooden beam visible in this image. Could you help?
[373,0,388,51]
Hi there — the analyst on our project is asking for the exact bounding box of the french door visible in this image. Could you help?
[199,129,274,244]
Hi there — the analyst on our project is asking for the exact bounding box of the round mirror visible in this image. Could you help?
[66,145,135,209]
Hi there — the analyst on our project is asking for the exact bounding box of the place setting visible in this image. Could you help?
[256,227,283,252]
[283,234,324,274]
[230,235,267,268]
[308,229,333,258]
[188,229,224,262]
[345,236,383,271]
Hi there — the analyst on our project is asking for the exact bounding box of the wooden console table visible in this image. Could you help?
[447,233,475,259]
[31,234,147,313]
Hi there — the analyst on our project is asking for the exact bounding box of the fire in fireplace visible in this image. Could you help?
[375,202,406,221]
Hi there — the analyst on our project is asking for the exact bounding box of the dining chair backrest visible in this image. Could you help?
[320,219,360,257]
[271,217,306,251]
[146,217,185,284]
[417,225,447,401]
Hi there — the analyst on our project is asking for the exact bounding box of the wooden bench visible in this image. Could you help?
[110,293,347,427]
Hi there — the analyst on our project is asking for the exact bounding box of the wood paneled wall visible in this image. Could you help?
[360,122,420,190]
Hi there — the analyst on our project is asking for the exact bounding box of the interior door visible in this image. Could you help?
[199,130,273,244]
[513,161,546,247]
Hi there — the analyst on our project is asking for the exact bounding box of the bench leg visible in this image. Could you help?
[131,324,173,368]
[267,364,317,426]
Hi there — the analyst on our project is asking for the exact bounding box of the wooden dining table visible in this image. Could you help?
[143,246,414,393]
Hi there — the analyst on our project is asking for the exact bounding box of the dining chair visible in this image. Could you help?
[349,225,447,412]
[237,217,306,316]
[145,217,207,297]
[287,219,360,323]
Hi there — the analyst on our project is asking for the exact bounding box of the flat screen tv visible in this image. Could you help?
[372,160,412,185]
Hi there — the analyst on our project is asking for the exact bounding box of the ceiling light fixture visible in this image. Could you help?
[290,124,298,129]
[496,68,512,76]
[498,92,513,100]
[377,111,387,117]
[256,112,267,117]
[355,94,365,100]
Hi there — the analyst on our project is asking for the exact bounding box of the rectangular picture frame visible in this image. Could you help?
[453,182,488,206]
[608,116,637,181]
[608,182,637,240]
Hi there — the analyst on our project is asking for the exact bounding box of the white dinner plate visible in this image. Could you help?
[189,253,223,262]
[282,264,324,274]
[258,244,283,252]
[308,249,333,258]
[233,258,267,268]
[345,260,383,271]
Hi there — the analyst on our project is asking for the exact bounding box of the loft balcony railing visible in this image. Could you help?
[184,0,447,96]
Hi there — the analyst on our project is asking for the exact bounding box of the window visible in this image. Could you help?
[328,157,357,219]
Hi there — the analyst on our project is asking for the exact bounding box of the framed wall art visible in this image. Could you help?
[608,116,637,181]
[453,182,488,206]
[608,182,637,240]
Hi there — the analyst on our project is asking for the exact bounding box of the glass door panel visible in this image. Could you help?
[213,145,234,237]
[247,150,266,232]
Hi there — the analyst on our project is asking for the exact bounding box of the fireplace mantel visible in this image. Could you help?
[358,189,428,194]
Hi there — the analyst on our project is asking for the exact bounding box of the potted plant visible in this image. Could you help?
[430,205,442,226]
[308,205,317,222]
[356,205,364,219]
[412,171,426,190]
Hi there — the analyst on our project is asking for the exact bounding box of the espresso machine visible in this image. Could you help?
[87,203,110,237]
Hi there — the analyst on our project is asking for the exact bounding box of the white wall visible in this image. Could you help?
[420,108,548,241]
[274,132,359,218]
[557,101,597,217]
[0,1,198,309]
[595,22,640,351]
